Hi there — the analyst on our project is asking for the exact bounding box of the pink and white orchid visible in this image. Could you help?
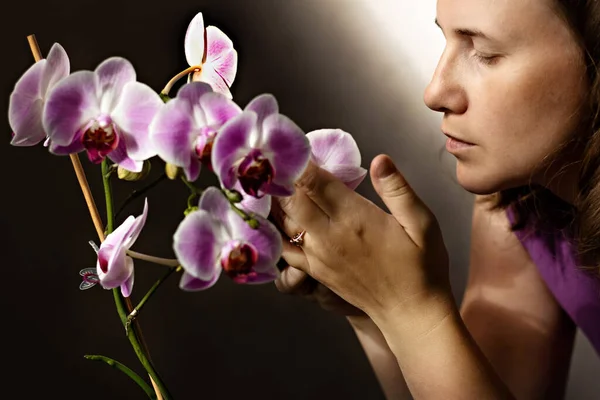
[185,12,238,98]
[173,188,281,291]
[149,81,241,181]
[306,129,367,189]
[96,199,149,297]
[212,94,311,198]
[9,43,70,147]
[43,57,163,172]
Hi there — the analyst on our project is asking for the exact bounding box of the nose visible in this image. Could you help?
[423,48,467,114]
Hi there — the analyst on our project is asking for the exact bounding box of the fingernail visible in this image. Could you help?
[374,157,396,179]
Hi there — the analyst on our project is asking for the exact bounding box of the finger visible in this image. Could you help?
[293,161,355,220]
[273,187,329,235]
[274,265,317,295]
[370,154,435,243]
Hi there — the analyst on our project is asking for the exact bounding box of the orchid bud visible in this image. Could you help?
[165,163,182,180]
[117,160,151,181]
[224,189,243,203]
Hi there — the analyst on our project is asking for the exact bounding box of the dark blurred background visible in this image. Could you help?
[0,0,386,399]
[2,0,599,399]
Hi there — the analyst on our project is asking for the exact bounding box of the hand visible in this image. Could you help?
[271,154,452,323]
[274,261,366,317]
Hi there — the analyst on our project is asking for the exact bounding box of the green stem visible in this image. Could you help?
[126,266,182,333]
[84,355,157,399]
[180,175,203,195]
[115,173,168,220]
[101,159,174,400]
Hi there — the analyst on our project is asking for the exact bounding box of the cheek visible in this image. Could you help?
[461,57,586,191]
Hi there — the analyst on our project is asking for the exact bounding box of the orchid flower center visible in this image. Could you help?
[82,119,119,164]
[237,149,274,197]
[220,242,258,282]
[195,128,217,170]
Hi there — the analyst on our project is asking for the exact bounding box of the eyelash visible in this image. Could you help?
[473,52,499,66]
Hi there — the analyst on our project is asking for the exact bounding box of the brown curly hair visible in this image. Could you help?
[490,0,600,270]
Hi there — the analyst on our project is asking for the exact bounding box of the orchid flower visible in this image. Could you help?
[212,94,311,198]
[96,199,148,297]
[9,43,69,147]
[43,57,163,172]
[150,82,241,181]
[185,12,237,98]
[306,129,367,189]
[173,188,281,291]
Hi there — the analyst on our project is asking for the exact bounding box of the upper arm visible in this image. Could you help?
[460,195,576,400]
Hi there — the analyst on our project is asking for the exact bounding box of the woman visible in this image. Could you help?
[271,0,600,399]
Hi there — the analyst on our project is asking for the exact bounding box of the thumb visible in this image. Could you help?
[370,154,434,241]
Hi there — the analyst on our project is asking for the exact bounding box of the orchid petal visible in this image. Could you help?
[199,92,242,128]
[179,271,221,291]
[149,98,199,181]
[322,164,367,190]
[112,81,162,160]
[262,113,310,190]
[306,129,361,168]
[212,111,257,189]
[9,96,45,146]
[176,82,212,128]
[233,181,271,218]
[244,94,278,131]
[107,132,143,172]
[185,12,206,66]
[228,212,282,275]
[9,60,46,146]
[198,187,232,223]
[205,25,237,87]
[95,57,136,114]
[97,247,134,290]
[43,71,99,146]
[48,132,85,155]
[178,81,214,106]
[40,43,70,96]
[120,258,135,297]
[194,64,232,98]
[122,198,148,249]
[173,210,223,281]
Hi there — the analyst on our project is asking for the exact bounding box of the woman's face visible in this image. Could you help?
[424,0,588,196]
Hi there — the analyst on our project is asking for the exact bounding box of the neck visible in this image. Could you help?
[533,145,583,206]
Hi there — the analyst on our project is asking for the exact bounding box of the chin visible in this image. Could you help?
[455,161,526,195]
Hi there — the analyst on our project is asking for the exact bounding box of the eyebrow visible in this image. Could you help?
[434,18,495,41]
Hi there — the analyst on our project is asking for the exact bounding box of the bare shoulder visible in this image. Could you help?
[466,193,569,333]
[463,194,575,400]
[469,194,532,280]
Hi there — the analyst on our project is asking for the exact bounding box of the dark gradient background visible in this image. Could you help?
[0,0,386,399]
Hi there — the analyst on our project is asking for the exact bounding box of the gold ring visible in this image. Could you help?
[289,230,306,247]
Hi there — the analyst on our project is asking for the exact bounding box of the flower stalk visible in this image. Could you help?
[126,266,182,333]
[84,355,157,399]
[102,160,172,400]
[161,65,201,96]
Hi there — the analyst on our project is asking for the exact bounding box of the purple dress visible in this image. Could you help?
[506,207,600,354]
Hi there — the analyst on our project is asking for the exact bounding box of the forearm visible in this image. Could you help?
[348,315,411,400]
[374,296,515,400]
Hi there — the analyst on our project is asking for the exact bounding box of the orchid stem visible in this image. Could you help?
[84,355,157,399]
[161,65,201,96]
[115,172,168,220]
[181,175,203,194]
[127,250,180,267]
[102,160,172,400]
[126,266,182,334]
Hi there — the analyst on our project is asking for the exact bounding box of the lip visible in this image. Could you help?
[442,132,474,145]
[443,131,475,153]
